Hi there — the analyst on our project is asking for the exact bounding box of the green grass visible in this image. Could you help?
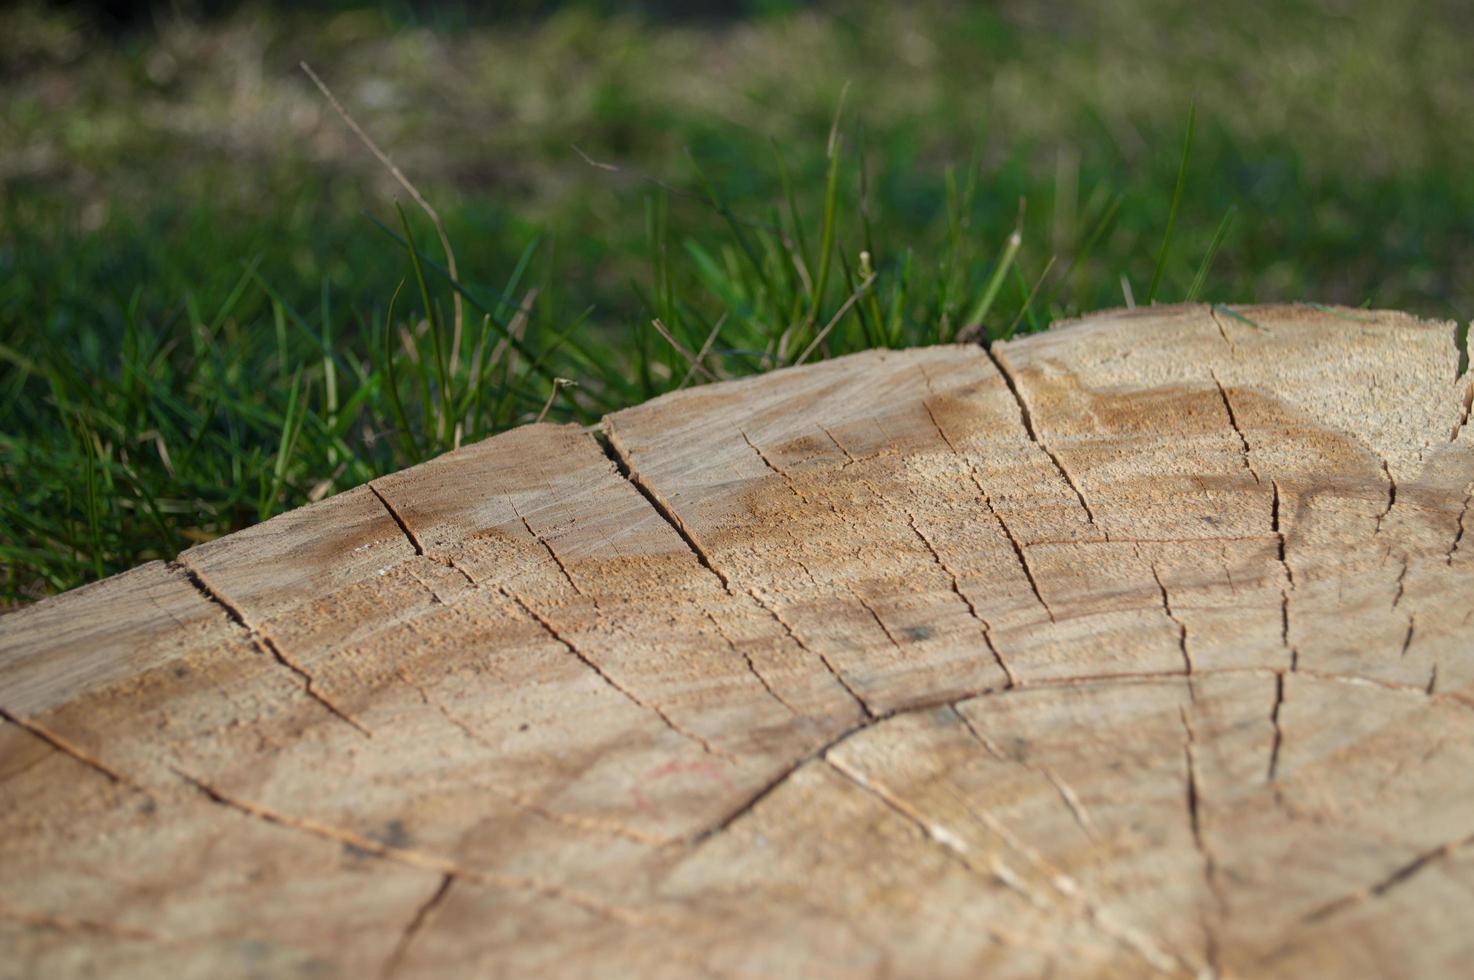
[4,0,1473,603]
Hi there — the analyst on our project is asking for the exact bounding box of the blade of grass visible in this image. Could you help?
[259,368,307,521]
[301,61,464,378]
[887,249,913,345]
[209,257,263,334]
[795,273,876,366]
[810,113,845,324]
[839,246,883,349]
[686,153,781,320]
[1003,255,1058,340]
[75,415,105,579]
[773,139,815,288]
[250,268,354,377]
[1045,187,1122,308]
[397,203,452,445]
[1213,303,1263,330]
[1186,205,1236,302]
[534,378,576,424]
[380,278,421,459]
[1305,303,1377,323]
[117,458,180,557]
[321,279,339,427]
[490,303,598,427]
[962,228,1023,339]
[1147,101,1196,304]
[677,313,728,390]
[364,213,569,392]
[651,318,717,382]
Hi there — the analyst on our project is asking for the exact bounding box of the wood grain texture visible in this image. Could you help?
[3,304,1471,978]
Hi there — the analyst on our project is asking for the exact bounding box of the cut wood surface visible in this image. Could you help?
[3,304,1472,978]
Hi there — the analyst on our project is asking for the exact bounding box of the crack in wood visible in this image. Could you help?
[504,492,596,606]
[815,420,892,471]
[701,608,801,717]
[739,429,809,503]
[518,513,589,601]
[370,476,753,760]
[0,902,171,945]
[744,586,872,719]
[689,662,1474,856]
[816,423,858,465]
[968,470,1056,622]
[1150,564,1194,682]
[404,566,452,606]
[1210,371,1261,484]
[1452,377,1473,443]
[1208,306,1237,355]
[1375,459,1397,535]
[983,346,1102,535]
[1270,482,1288,573]
[175,560,372,737]
[1270,481,1298,669]
[381,874,453,979]
[605,421,872,720]
[1448,491,1471,565]
[1295,667,1474,714]
[1041,768,1099,843]
[1399,615,1416,658]
[982,532,1280,549]
[732,429,902,707]
[953,709,1099,844]
[368,481,477,588]
[921,399,964,456]
[1299,827,1474,927]
[1179,706,1226,978]
[499,582,737,763]
[947,710,1187,975]
[789,555,823,591]
[690,662,1452,876]
[0,707,149,798]
[907,514,1017,687]
[838,730,1188,974]
[687,719,870,846]
[1267,673,1286,782]
[396,667,489,746]
[15,311,1474,974]
[831,460,1015,694]
[850,589,909,653]
[441,554,479,588]
[368,482,427,555]
[822,754,977,869]
[396,666,667,844]
[820,749,1094,944]
[599,424,730,589]
[170,767,653,925]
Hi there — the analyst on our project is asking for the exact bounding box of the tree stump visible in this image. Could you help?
[3,304,1472,978]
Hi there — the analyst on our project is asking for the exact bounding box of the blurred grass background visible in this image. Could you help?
[4,0,1472,602]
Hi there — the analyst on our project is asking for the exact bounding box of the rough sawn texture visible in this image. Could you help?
[2,304,1472,978]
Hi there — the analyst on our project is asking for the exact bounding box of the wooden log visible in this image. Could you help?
[2,304,1471,978]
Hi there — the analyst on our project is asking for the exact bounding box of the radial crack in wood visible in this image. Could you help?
[3,304,1472,978]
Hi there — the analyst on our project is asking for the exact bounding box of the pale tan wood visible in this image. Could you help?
[2,304,1471,978]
